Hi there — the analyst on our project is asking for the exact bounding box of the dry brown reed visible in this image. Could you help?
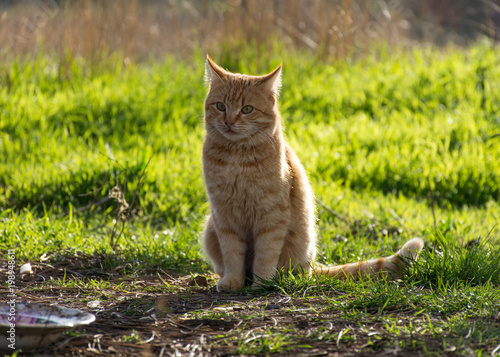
[0,0,498,63]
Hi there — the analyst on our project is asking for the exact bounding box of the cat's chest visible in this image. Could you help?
[203,148,288,205]
[206,159,276,194]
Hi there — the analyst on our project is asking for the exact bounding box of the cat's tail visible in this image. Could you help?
[314,238,424,280]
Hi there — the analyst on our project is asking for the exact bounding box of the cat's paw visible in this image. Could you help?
[216,276,244,292]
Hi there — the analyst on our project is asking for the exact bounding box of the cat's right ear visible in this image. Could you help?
[205,55,226,87]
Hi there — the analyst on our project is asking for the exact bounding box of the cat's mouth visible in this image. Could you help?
[222,127,239,136]
[219,125,243,139]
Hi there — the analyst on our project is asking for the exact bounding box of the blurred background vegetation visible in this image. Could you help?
[1,0,499,63]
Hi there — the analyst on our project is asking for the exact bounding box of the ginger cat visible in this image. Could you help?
[202,56,423,292]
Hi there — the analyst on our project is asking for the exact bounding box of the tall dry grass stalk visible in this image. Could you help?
[0,0,498,63]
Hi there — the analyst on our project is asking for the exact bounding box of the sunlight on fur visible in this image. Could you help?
[202,57,423,292]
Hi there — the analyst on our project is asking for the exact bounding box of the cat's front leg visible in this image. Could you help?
[251,224,288,287]
[215,225,247,292]
[202,216,225,278]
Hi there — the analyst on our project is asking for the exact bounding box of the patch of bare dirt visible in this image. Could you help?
[0,256,422,356]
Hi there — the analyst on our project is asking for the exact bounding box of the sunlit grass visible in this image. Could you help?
[1,43,499,268]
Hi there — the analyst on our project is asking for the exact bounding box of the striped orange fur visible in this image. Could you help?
[202,56,423,292]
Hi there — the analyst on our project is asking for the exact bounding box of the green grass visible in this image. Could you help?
[1,43,500,355]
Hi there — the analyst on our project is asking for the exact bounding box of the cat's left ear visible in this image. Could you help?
[257,65,282,96]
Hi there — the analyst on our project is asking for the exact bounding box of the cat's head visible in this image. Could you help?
[204,56,282,145]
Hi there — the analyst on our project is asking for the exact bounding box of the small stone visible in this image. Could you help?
[188,275,208,287]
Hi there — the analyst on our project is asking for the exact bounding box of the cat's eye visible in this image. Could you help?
[216,102,226,111]
[241,105,253,114]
